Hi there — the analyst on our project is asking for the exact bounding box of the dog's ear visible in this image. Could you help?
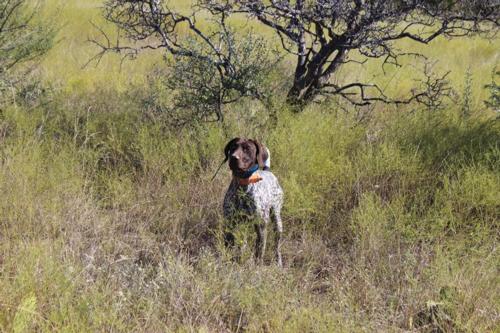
[251,139,268,169]
[224,138,240,161]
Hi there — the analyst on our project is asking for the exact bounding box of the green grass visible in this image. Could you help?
[0,1,499,332]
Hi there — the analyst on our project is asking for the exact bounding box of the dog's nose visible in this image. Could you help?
[231,153,240,160]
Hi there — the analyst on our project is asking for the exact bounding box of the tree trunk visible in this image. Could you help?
[285,40,348,110]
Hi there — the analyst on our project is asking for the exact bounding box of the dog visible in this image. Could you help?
[222,138,283,266]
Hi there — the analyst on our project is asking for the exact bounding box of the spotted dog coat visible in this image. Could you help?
[222,138,284,267]
[223,170,284,266]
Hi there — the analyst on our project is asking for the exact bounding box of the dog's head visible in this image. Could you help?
[224,138,268,175]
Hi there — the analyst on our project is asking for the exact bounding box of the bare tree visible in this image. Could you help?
[94,0,499,111]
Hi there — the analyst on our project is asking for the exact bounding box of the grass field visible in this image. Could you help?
[1,1,499,332]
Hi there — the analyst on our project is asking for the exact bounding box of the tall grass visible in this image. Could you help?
[1,95,498,331]
[0,0,499,332]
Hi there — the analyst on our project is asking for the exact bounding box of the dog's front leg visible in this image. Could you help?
[274,227,282,268]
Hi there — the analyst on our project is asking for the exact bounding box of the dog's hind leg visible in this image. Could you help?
[271,206,283,267]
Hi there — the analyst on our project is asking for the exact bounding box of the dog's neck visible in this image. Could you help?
[234,173,263,186]
[232,164,262,186]
[232,164,258,178]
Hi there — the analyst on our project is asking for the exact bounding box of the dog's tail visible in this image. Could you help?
[211,157,228,181]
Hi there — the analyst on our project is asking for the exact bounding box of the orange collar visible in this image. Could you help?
[235,172,263,186]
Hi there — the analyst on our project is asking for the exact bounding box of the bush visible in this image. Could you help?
[0,0,56,104]
[484,67,500,114]
[143,30,281,127]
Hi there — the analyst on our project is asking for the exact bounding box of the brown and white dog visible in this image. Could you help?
[222,138,283,266]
